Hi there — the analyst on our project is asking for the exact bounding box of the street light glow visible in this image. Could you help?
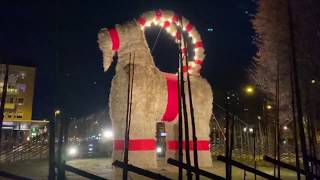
[103,129,113,139]
[266,105,272,110]
[54,110,61,116]
[244,85,254,95]
[283,126,288,131]
[249,128,254,133]
[67,146,78,156]
[243,127,247,132]
[156,147,162,153]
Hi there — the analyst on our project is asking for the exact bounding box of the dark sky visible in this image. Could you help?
[0,0,256,120]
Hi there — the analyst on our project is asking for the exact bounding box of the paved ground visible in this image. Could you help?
[0,158,300,179]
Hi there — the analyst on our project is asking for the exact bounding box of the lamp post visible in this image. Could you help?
[249,127,256,180]
[48,109,61,180]
[55,109,65,179]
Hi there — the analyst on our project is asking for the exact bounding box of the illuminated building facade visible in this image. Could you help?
[0,64,36,144]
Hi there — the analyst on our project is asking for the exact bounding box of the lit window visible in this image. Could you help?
[16,112,23,119]
[17,84,26,92]
[18,98,24,105]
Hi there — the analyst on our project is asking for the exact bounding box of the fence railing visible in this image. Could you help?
[0,133,49,163]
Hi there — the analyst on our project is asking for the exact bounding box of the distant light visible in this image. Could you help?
[243,127,247,132]
[103,129,113,139]
[249,128,254,133]
[145,22,151,27]
[283,140,287,144]
[88,144,93,147]
[245,85,254,95]
[160,132,167,137]
[207,28,214,32]
[266,105,272,110]
[88,148,93,151]
[283,126,288,131]
[311,79,316,84]
[257,116,261,120]
[156,147,162,153]
[26,137,30,141]
[55,110,61,116]
[68,146,78,156]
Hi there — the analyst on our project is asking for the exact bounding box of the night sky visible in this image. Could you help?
[0,0,256,121]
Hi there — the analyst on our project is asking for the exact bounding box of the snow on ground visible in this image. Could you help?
[0,158,299,179]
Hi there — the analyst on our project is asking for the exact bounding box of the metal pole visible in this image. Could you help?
[48,118,56,179]
[183,29,200,180]
[275,46,281,178]
[123,54,132,180]
[253,132,256,180]
[225,92,231,180]
[60,119,69,180]
[57,114,64,179]
[178,21,192,179]
[177,45,183,180]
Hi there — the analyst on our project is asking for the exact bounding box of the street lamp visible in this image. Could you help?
[243,127,247,132]
[249,127,257,180]
[67,146,78,157]
[103,129,113,140]
[266,105,272,110]
[55,110,61,117]
[244,85,255,96]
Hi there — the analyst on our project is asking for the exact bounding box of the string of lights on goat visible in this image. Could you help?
[137,10,206,75]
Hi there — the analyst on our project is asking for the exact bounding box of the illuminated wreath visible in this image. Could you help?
[137,10,205,76]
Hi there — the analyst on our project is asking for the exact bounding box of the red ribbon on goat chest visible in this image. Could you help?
[107,28,120,51]
[161,73,179,122]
